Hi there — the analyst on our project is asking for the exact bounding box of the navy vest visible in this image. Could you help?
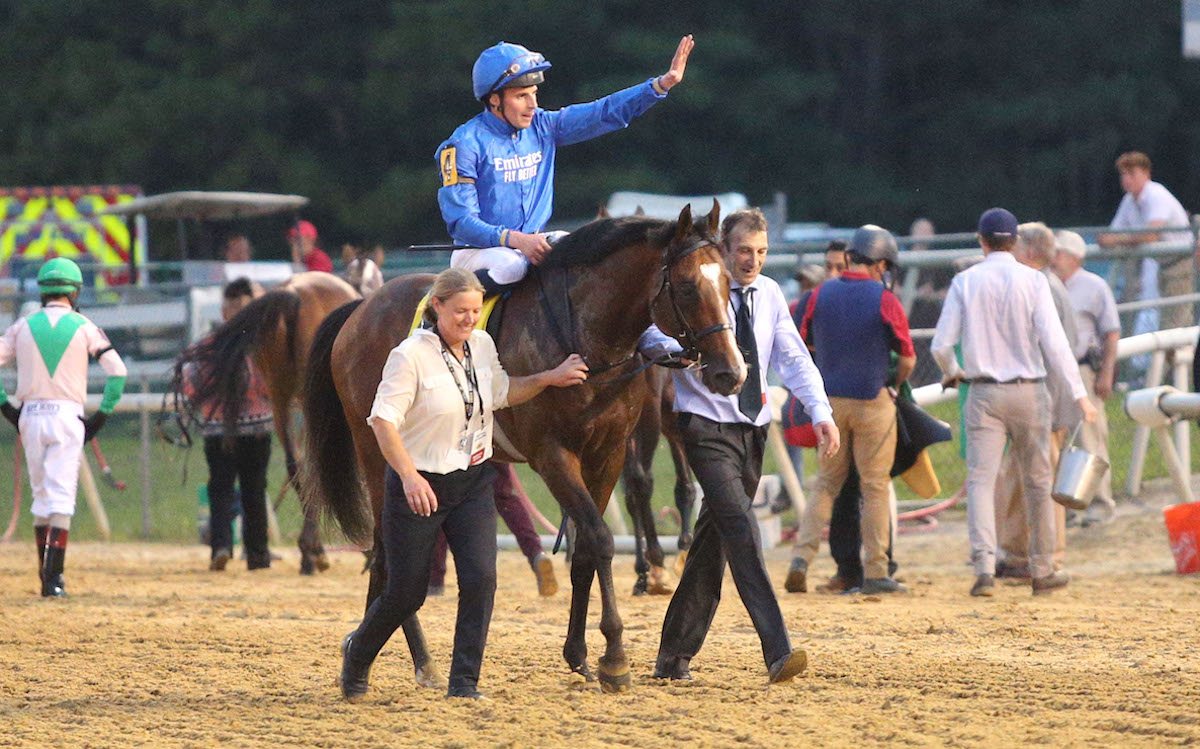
[811,277,891,399]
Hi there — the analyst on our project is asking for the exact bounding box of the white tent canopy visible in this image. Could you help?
[604,191,748,220]
[101,191,309,221]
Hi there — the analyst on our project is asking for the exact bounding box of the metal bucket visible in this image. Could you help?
[1052,425,1109,510]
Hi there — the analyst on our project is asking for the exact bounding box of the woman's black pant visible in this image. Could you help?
[348,462,497,690]
[203,434,271,568]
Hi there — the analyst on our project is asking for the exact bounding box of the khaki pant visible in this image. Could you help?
[1078,366,1113,504]
[994,430,1067,571]
[965,382,1056,579]
[1161,255,1196,331]
[794,389,896,580]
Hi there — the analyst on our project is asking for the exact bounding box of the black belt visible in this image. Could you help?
[968,376,1044,385]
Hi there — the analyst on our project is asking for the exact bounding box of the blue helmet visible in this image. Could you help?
[472,42,552,101]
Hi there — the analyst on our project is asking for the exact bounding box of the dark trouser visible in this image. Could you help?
[828,467,897,587]
[348,462,498,690]
[430,462,541,586]
[204,434,271,568]
[656,415,791,672]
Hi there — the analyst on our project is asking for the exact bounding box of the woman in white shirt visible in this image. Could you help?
[340,268,588,701]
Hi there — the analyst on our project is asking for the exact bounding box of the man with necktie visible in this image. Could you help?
[639,207,839,683]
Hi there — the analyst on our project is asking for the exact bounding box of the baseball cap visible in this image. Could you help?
[287,220,318,240]
[1055,230,1088,259]
[977,207,1018,237]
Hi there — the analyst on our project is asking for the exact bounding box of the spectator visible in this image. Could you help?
[183,278,275,571]
[222,234,253,263]
[932,208,1095,598]
[907,217,951,329]
[1097,152,1191,334]
[341,243,384,296]
[790,226,915,595]
[287,220,334,273]
[992,223,1078,578]
[909,218,936,251]
[1053,230,1121,526]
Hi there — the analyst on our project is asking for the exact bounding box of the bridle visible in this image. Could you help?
[651,235,733,364]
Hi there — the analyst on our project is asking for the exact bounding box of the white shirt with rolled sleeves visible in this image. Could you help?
[367,329,511,474]
[638,274,833,427]
[931,252,1087,401]
[0,302,127,405]
[1063,268,1122,361]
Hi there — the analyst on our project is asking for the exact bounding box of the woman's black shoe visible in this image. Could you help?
[339,633,371,701]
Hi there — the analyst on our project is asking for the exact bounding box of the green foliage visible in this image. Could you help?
[3,1,1200,248]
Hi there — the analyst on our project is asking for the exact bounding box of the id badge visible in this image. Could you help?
[469,429,488,466]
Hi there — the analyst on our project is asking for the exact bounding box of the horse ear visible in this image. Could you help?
[634,205,645,216]
[675,203,694,242]
[596,204,610,219]
[706,198,721,237]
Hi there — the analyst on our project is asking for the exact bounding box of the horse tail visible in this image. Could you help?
[170,290,301,445]
[300,299,371,546]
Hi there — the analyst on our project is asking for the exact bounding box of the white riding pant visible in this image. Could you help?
[449,231,569,286]
[19,400,84,518]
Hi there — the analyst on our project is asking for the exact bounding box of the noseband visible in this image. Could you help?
[653,236,733,363]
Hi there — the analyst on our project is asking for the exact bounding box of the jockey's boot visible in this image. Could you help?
[472,269,518,299]
[41,528,68,598]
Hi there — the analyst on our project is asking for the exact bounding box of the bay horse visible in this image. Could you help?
[301,202,745,693]
[621,365,696,596]
[171,271,359,574]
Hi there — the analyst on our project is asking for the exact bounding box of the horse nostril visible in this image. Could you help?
[713,371,737,393]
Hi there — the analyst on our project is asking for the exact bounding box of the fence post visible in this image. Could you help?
[1126,349,1167,498]
[1173,345,1194,468]
[140,376,152,538]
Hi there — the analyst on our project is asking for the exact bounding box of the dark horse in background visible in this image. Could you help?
[301,203,745,692]
[621,365,696,596]
[171,272,359,574]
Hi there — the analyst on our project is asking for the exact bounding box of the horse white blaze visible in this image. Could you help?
[699,262,746,383]
[699,262,722,289]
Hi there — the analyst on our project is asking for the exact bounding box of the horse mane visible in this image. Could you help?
[539,216,675,270]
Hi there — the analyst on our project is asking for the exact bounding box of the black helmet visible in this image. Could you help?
[848,225,899,268]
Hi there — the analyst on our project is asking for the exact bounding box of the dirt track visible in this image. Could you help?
[2,501,1198,748]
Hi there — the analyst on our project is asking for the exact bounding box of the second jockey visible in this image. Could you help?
[436,35,695,294]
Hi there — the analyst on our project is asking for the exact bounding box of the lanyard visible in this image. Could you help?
[436,334,481,426]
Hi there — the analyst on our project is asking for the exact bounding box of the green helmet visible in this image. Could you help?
[37,257,84,295]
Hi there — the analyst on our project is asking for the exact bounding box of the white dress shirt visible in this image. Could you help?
[639,273,833,426]
[932,252,1086,401]
[367,329,511,474]
[1110,180,1190,244]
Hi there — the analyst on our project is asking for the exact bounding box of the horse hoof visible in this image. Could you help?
[569,663,596,682]
[415,663,448,690]
[632,579,648,596]
[299,557,315,576]
[598,663,632,694]
[314,553,331,573]
[673,551,688,577]
[648,566,674,595]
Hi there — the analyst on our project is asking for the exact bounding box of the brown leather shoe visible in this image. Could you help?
[816,575,850,594]
[969,574,995,597]
[1032,570,1069,595]
[995,559,1031,580]
[767,649,808,684]
[784,557,807,593]
[532,552,558,597]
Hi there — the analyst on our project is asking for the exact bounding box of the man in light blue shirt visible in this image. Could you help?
[640,208,838,684]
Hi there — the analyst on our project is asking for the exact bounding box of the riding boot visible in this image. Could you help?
[34,525,48,582]
[42,528,68,598]
[472,269,517,299]
[340,633,372,701]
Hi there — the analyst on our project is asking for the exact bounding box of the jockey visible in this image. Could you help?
[437,35,695,294]
[0,258,127,597]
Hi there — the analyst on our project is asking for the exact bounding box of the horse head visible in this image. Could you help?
[651,200,747,396]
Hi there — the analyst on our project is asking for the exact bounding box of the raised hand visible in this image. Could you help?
[658,34,695,91]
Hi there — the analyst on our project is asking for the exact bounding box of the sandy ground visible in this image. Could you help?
[1,497,1199,748]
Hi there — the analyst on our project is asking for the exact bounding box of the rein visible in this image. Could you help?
[532,234,729,388]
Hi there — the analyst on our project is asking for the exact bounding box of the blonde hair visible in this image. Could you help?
[1017,222,1056,266]
[423,268,485,324]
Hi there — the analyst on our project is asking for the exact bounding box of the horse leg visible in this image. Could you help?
[537,449,629,692]
[621,440,651,596]
[668,436,697,575]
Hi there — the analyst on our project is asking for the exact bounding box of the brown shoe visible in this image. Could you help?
[1032,570,1069,595]
[816,575,850,594]
[768,649,808,684]
[532,552,558,597]
[969,574,995,597]
[784,557,807,593]
[995,559,1031,580]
